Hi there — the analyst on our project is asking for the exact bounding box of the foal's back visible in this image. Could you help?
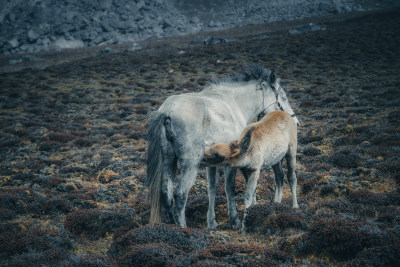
[235,111,297,168]
[254,111,296,143]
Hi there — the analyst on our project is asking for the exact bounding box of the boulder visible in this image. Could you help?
[8,38,19,48]
[54,37,84,50]
[27,29,39,43]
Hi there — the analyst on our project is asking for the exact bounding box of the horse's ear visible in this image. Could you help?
[269,70,276,84]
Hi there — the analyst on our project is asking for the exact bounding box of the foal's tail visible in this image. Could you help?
[146,111,169,225]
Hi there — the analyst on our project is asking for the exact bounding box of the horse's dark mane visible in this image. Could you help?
[237,64,272,82]
[208,64,272,86]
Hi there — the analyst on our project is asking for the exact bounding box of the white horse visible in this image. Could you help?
[203,111,298,232]
[147,65,299,228]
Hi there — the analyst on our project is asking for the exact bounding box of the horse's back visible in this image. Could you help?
[159,92,247,146]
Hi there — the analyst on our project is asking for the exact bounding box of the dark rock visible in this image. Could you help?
[289,23,326,35]
[101,22,114,33]
[8,38,19,48]
[98,47,120,55]
[27,29,39,43]
[204,37,227,46]
[126,43,142,51]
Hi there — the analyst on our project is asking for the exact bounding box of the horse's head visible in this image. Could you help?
[258,70,300,127]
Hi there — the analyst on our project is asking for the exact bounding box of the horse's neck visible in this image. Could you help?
[209,82,261,124]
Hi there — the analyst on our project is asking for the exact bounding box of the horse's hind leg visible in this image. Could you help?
[225,166,241,229]
[272,161,284,203]
[207,167,219,229]
[286,149,299,208]
[161,140,177,224]
[174,161,199,228]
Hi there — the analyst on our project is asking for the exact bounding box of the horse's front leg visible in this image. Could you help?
[206,166,219,229]
[241,168,260,234]
[174,161,199,228]
[224,166,241,229]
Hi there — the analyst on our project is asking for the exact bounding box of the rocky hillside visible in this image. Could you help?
[1,0,398,55]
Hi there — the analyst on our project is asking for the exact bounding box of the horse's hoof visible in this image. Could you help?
[231,218,241,229]
[240,228,247,235]
[207,220,219,229]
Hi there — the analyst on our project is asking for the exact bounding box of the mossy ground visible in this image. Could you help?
[0,9,399,266]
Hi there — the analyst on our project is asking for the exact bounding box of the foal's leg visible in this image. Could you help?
[206,166,219,229]
[241,168,256,205]
[174,161,199,228]
[243,168,260,209]
[272,161,284,203]
[224,166,241,229]
[286,150,299,208]
[241,168,260,233]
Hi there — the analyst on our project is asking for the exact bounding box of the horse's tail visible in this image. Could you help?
[146,111,169,225]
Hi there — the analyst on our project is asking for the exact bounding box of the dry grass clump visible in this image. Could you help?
[319,184,338,197]
[298,135,324,145]
[371,133,400,147]
[347,189,400,206]
[302,146,321,156]
[117,243,184,267]
[191,243,288,266]
[330,148,360,168]
[300,218,383,261]
[374,160,400,183]
[348,236,400,266]
[0,223,73,266]
[39,195,72,215]
[0,188,42,215]
[243,203,306,234]
[68,254,114,267]
[109,223,213,258]
[334,136,363,146]
[300,177,320,195]
[64,208,135,239]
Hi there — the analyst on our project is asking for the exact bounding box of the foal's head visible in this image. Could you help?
[203,142,239,165]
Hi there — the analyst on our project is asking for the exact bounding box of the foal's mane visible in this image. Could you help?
[208,64,272,86]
